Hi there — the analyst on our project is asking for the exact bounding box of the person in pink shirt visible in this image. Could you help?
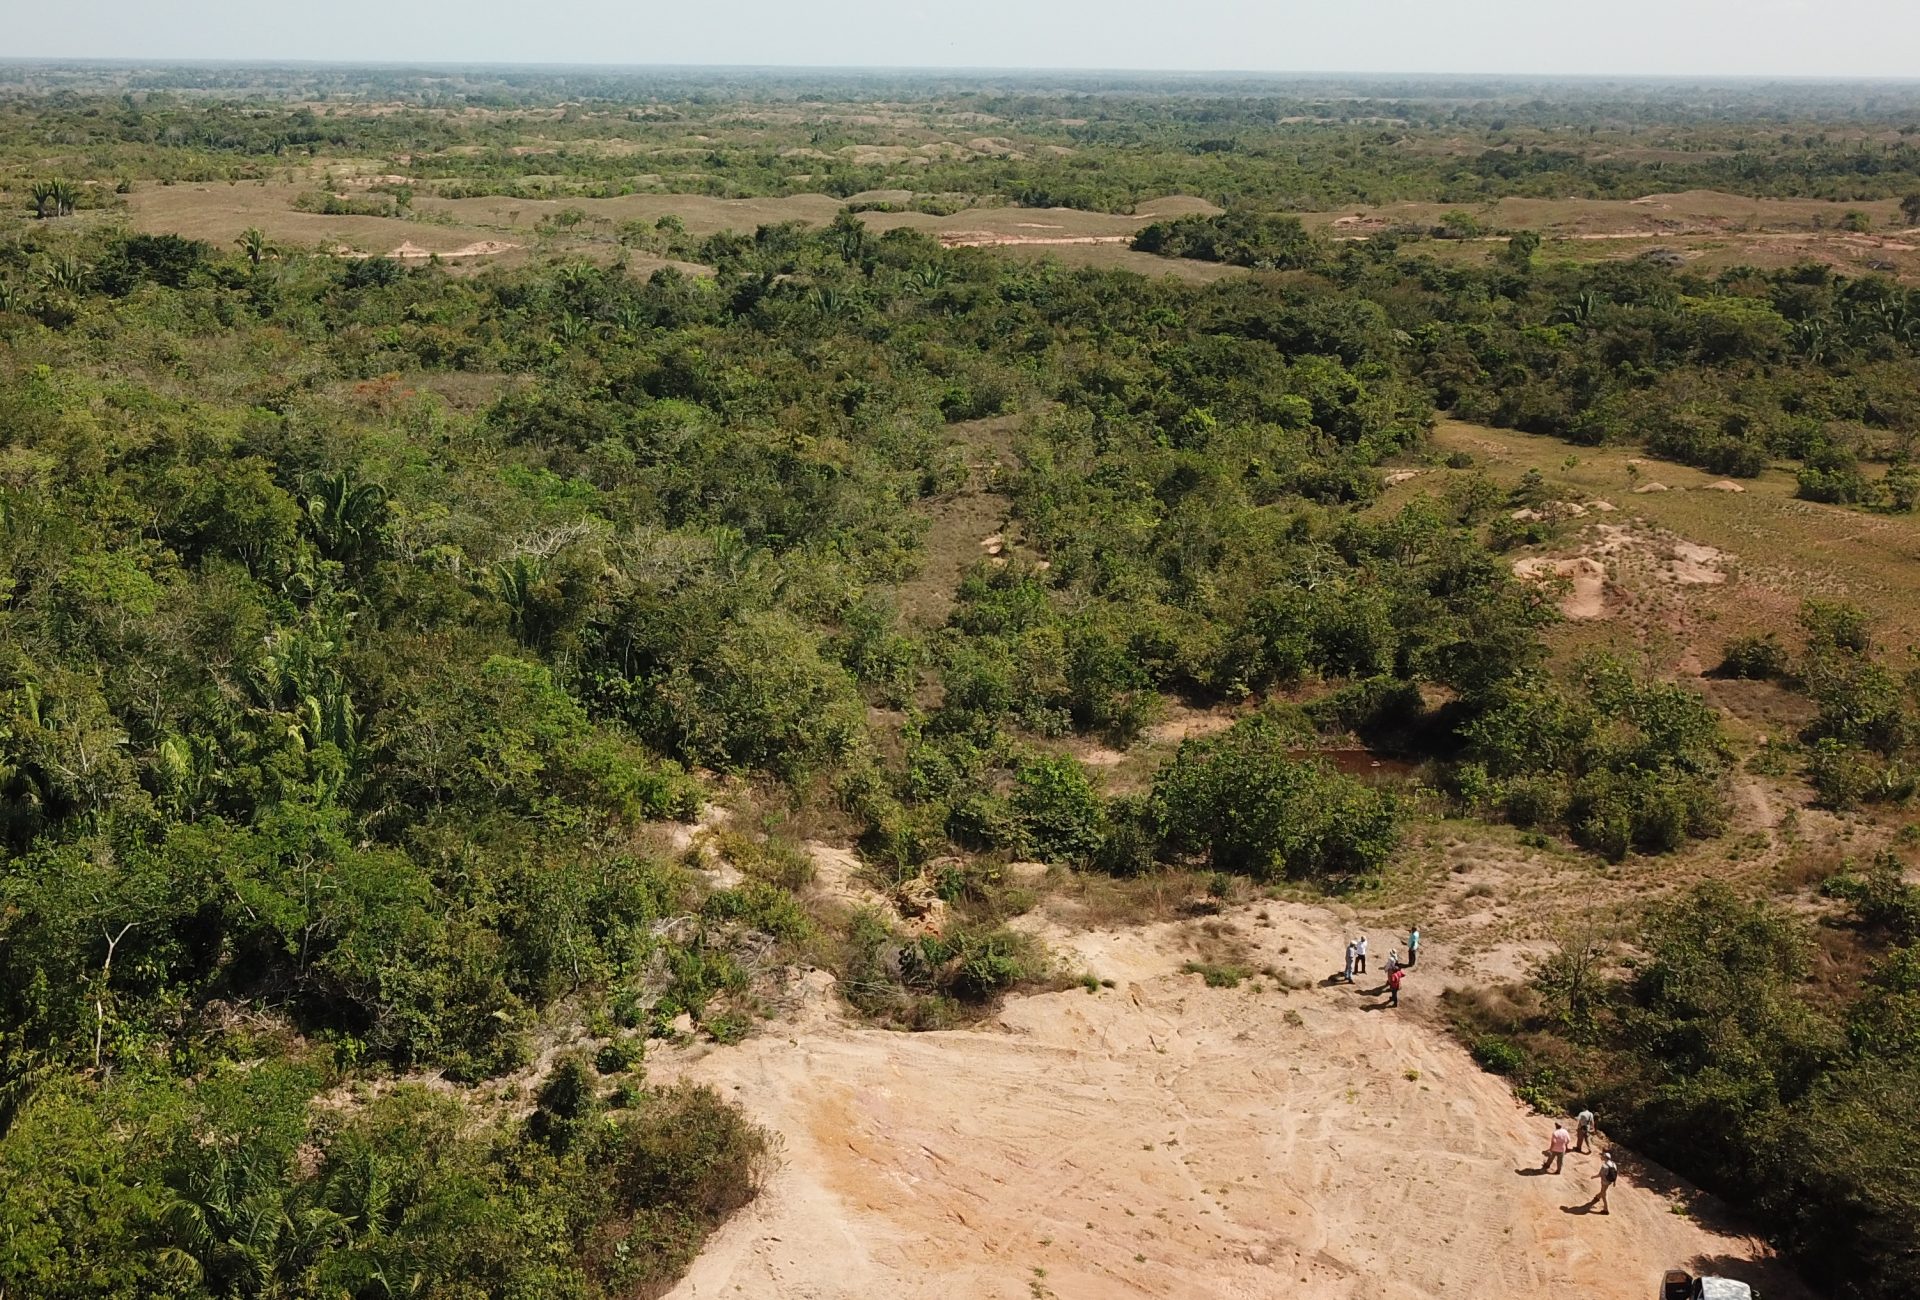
[1543,1122,1572,1173]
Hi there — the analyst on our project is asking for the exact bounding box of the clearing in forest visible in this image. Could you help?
[662,899,1801,1300]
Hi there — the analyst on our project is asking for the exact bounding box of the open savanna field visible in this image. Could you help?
[3,64,1919,1300]
[1418,420,1920,652]
[54,179,1920,284]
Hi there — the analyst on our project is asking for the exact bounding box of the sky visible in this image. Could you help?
[9,0,1920,79]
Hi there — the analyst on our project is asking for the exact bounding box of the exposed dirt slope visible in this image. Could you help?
[664,901,1803,1300]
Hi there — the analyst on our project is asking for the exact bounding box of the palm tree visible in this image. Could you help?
[1790,317,1832,363]
[40,254,87,295]
[829,209,869,265]
[304,469,388,567]
[493,554,549,641]
[235,226,273,268]
[906,262,952,295]
[610,299,648,333]
[158,1137,349,1295]
[1550,289,1601,328]
[29,180,57,219]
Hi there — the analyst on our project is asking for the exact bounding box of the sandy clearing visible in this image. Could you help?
[662,901,1802,1300]
[386,238,517,259]
[938,232,1135,248]
[1587,523,1728,587]
[1513,555,1610,620]
[1147,704,1240,746]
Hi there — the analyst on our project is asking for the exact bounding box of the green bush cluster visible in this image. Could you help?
[1767,600,1920,808]
[1456,654,1731,858]
[1491,881,1920,1300]
[1132,210,1323,269]
[1716,632,1791,680]
[1151,715,1402,881]
[0,1059,769,1300]
[838,908,1043,1028]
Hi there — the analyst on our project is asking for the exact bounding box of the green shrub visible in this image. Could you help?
[1093,794,1160,877]
[1882,463,1920,513]
[1501,774,1569,828]
[1807,737,1875,809]
[1799,598,1874,657]
[1718,632,1791,680]
[918,925,1043,1002]
[596,1037,644,1075]
[1797,443,1871,504]
[531,1050,601,1153]
[1804,657,1913,755]
[701,881,813,944]
[1470,1034,1527,1076]
[945,791,1026,853]
[1011,754,1106,865]
[1462,657,1730,857]
[1153,716,1402,880]
[1132,210,1322,269]
[1822,853,1920,942]
[1181,960,1255,988]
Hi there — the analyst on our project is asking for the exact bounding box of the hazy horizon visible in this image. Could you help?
[11,0,1920,81]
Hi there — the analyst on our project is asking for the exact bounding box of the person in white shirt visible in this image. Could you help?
[1354,935,1369,975]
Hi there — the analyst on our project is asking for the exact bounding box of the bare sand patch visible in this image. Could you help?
[1514,556,1610,620]
[386,238,518,259]
[662,899,1804,1300]
[1148,705,1240,746]
[805,842,891,913]
[1588,523,1728,587]
[938,231,1133,248]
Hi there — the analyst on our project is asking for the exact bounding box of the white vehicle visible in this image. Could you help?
[1661,1270,1755,1300]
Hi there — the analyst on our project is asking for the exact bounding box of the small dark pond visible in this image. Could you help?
[1288,748,1419,780]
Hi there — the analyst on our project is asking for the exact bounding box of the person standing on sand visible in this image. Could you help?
[1386,964,1403,1007]
[1344,939,1357,984]
[1576,1107,1596,1153]
[1407,925,1421,968]
[1355,935,1368,975]
[1589,1151,1619,1213]
[1544,1122,1572,1173]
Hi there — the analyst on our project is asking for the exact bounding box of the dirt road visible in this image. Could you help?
[664,901,1803,1300]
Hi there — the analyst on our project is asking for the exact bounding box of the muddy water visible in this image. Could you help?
[1288,748,1418,779]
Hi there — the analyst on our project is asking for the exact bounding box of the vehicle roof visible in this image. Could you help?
[1698,1279,1754,1300]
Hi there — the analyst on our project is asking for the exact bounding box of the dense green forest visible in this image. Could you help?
[7,65,1920,209]
[2,67,1919,1299]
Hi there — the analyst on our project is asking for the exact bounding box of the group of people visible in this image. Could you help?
[1544,1109,1621,1212]
[1330,927,1625,1214]
[1342,925,1420,1006]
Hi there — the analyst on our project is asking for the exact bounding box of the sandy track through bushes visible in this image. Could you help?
[665,902,1801,1300]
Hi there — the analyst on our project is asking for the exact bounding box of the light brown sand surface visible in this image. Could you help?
[664,902,1802,1300]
